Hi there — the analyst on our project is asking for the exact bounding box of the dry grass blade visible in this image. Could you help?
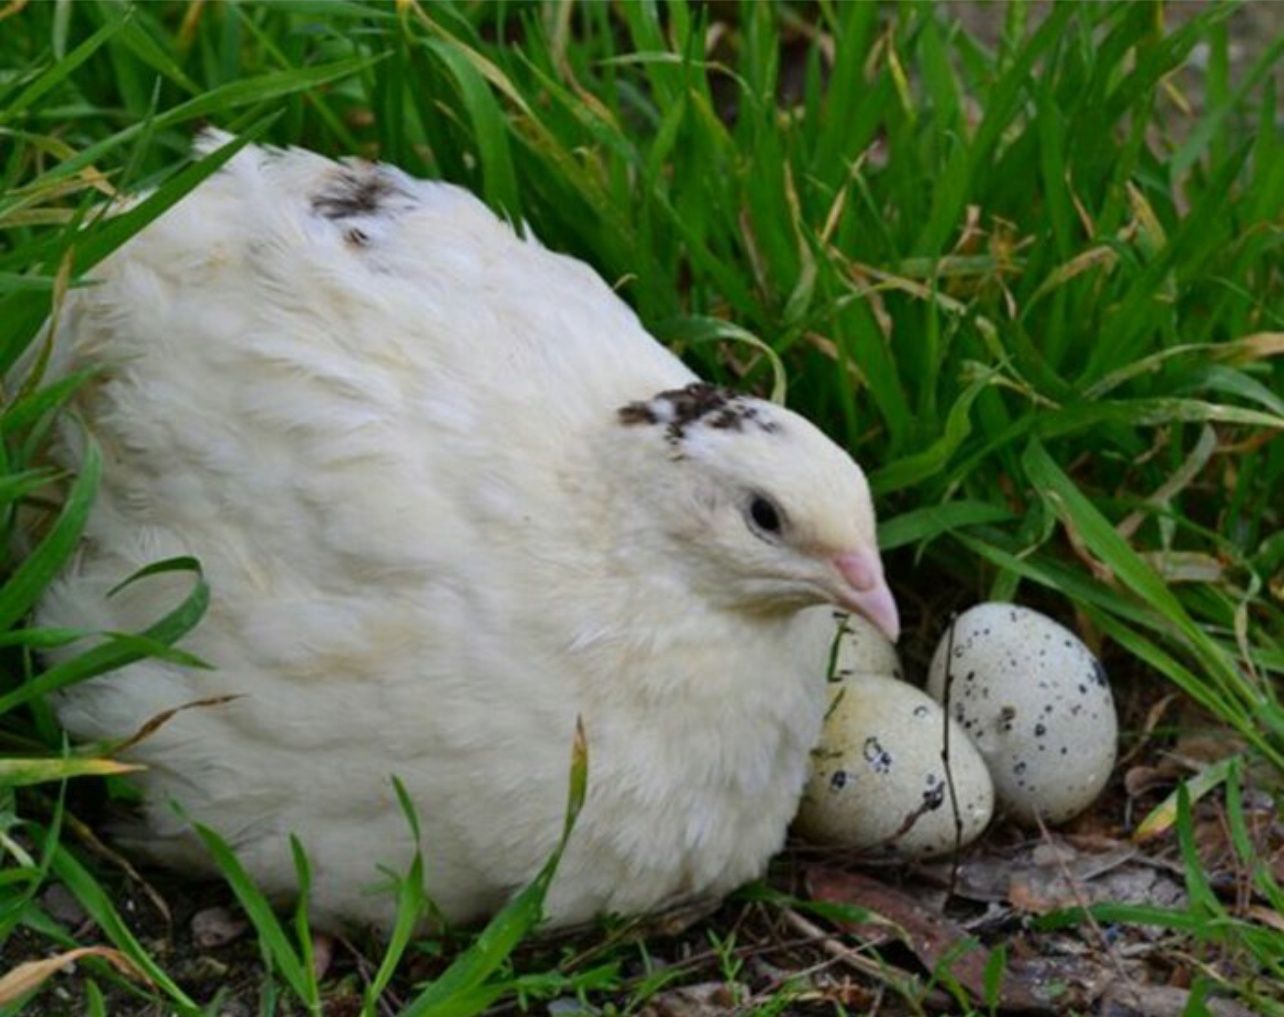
[57,805,173,928]
[95,693,241,756]
[1116,425,1218,540]
[0,945,149,1004]
[781,908,933,1006]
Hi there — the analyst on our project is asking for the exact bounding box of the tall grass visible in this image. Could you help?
[1,0,1281,1012]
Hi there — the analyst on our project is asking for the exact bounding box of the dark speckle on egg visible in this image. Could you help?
[913,704,929,718]
[863,736,893,774]
[1092,659,1109,687]
[829,770,849,791]
[1034,723,1047,737]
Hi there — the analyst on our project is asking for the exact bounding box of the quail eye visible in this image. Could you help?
[748,494,784,536]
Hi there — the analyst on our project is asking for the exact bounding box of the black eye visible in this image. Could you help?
[749,495,783,534]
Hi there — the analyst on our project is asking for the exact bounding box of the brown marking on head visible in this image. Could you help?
[618,383,783,443]
[618,402,659,425]
[659,383,735,428]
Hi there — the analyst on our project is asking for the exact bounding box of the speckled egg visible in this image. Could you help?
[828,612,903,680]
[795,673,995,858]
[925,603,1117,826]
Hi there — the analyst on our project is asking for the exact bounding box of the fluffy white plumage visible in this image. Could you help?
[33,139,897,931]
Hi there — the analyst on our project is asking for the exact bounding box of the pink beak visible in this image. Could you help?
[833,549,900,643]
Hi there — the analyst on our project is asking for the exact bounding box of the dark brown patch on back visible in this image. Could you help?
[312,167,411,220]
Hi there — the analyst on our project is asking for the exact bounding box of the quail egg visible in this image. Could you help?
[828,612,904,680]
[795,672,995,858]
[925,602,1117,826]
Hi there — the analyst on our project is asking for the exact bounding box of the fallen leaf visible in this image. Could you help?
[806,866,1109,1012]
[1000,843,1178,916]
[923,839,1152,912]
[1030,843,1077,867]
[1009,862,1182,917]
[1100,981,1257,1017]
[1063,832,1131,853]
[1171,732,1245,765]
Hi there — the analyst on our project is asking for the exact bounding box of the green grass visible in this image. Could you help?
[0,0,1282,1013]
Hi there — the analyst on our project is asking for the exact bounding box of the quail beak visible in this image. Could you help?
[831,549,900,643]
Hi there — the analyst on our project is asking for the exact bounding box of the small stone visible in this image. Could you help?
[40,883,88,929]
[191,905,248,948]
